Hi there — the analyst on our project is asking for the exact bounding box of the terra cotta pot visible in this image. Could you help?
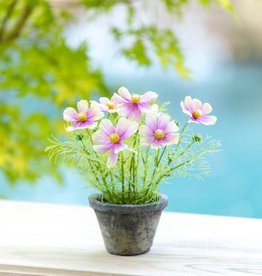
[88,193,168,256]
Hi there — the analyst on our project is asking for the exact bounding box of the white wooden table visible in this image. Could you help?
[0,200,261,275]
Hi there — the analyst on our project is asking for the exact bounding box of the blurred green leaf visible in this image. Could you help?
[113,25,190,78]
[122,39,151,66]
[0,0,108,184]
[199,0,236,17]
[215,0,236,18]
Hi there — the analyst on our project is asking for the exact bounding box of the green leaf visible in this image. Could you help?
[122,39,151,66]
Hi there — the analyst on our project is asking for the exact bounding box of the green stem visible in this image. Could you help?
[144,149,160,197]
[155,149,160,165]
[151,149,160,181]
[155,159,193,187]
[83,130,113,202]
[86,129,93,145]
[168,122,189,165]
[170,159,192,172]
[177,141,195,158]
[110,171,115,203]
[128,156,133,201]
[120,152,125,203]
[131,131,139,197]
[128,182,131,201]
[157,146,166,167]
[177,122,188,148]
[135,134,140,189]
[143,147,149,185]
[129,155,133,195]
[80,139,100,182]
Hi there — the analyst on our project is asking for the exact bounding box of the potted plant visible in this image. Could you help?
[46,86,220,256]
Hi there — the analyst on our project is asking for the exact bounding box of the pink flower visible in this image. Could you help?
[112,86,158,122]
[180,96,217,125]
[91,97,118,113]
[139,113,179,149]
[92,118,138,168]
[63,100,104,132]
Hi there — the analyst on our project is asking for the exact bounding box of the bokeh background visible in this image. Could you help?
[1,0,261,218]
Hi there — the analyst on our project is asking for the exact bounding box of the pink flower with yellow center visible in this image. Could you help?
[92,118,138,168]
[63,100,104,132]
[139,113,179,149]
[112,87,158,122]
[91,97,118,113]
[180,96,217,125]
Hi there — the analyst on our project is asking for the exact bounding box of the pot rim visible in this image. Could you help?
[88,193,168,214]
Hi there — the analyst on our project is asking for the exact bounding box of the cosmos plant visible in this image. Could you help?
[46,87,220,204]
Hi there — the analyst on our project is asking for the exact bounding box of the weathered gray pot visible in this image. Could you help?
[88,194,168,256]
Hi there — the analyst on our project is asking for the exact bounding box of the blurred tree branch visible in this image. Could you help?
[0,3,33,43]
[0,0,18,40]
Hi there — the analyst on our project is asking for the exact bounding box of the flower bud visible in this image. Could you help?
[76,134,84,141]
[192,135,201,142]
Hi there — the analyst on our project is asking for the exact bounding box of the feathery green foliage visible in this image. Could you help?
[46,101,221,205]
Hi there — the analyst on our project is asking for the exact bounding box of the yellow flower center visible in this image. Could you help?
[77,112,87,122]
[109,133,120,143]
[192,109,202,119]
[155,129,165,139]
[131,93,141,104]
[106,102,114,110]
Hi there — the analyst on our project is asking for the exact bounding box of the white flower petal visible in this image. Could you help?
[165,121,179,134]
[63,107,78,122]
[199,116,217,125]
[192,98,202,109]
[93,144,112,154]
[77,100,89,113]
[118,86,131,101]
[107,150,118,168]
[139,125,153,137]
[140,91,158,103]
[163,134,179,146]
[99,97,110,105]
[116,118,138,140]
[92,130,109,144]
[140,136,155,147]
[145,112,158,132]
[99,119,115,136]
[86,106,104,122]
[157,113,171,130]
[202,103,212,115]
[151,104,159,113]
[116,103,133,117]
[127,107,141,123]
[184,96,193,110]
[180,101,192,117]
